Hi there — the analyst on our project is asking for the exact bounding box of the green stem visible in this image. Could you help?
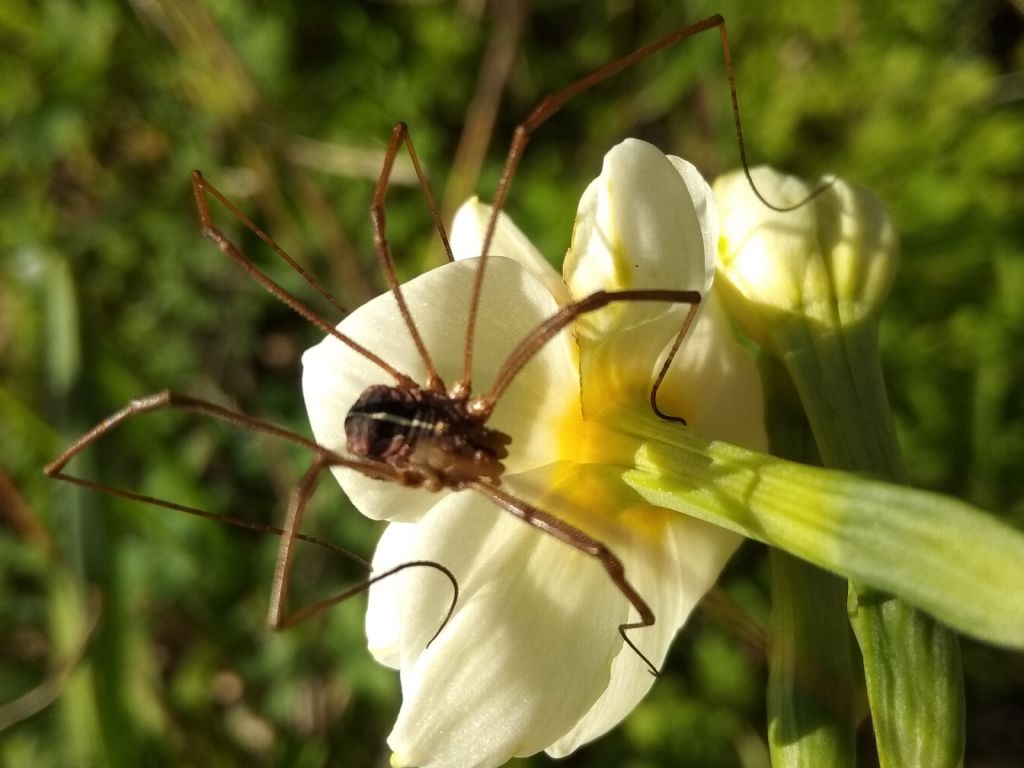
[46,256,144,767]
[45,257,106,767]
[778,320,903,479]
[767,551,856,768]
[761,357,857,768]
[774,316,965,768]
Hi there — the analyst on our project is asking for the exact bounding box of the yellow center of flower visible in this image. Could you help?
[510,393,674,547]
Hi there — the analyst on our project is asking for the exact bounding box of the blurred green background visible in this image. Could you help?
[2,0,1023,766]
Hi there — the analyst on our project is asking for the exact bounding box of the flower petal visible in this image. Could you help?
[547,506,742,755]
[666,154,718,293]
[450,196,571,305]
[302,257,578,522]
[561,140,730,425]
[654,289,769,451]
[563,138,713,339]
[369,487,625,768]
[364,520,418,669]
[488,461,743,757]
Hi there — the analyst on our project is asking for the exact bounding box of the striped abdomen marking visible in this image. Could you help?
[345,384,511,485]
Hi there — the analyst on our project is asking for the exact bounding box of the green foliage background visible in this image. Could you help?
[2,0,1022,766]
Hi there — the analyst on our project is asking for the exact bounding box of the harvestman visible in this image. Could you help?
[46,15,816,676]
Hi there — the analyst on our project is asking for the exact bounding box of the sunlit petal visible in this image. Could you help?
[364,520,418,669]
[666,154,717,294]
[450,196,571,305]
[655,290,769,451]
[548,508,742,755]
[370,488,625,768]
[563,138,712,338]
[562,140,735,427]
[367,460,741,764]
[496,461,743,754]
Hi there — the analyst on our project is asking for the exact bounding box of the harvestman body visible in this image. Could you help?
[46,15,815,676]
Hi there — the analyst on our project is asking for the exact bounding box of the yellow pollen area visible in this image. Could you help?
[551,392,635,467]
[541,396,678,544]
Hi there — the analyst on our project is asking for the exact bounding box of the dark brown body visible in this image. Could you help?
[345,384,511,489]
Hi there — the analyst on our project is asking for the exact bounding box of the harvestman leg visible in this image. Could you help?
[467,480,662,676]
[488,291,704,423]
[265,450,457,642]
[474,288,702,413]
[649,304,701,425]
[43,391,459,639]
[196,156,471,634]
[460,14,830,396]
[191,172,349,317]
[194,122,473,397]
[369,122,456,395]
[192,171,416,389]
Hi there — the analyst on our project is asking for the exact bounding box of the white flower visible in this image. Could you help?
[302,139,767,767]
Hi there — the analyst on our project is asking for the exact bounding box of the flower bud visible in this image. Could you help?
[714,167,898,347]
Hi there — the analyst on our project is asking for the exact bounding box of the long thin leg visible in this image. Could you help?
[276,560,458,647]
[472,288,701,416]
[0,590,102,731]
[192,172,416,389]
[268,454,458,646]
[370,122,455,394]
[459,14,831,395]
[649,303,701,425]
[44,390,407,483]
[43,390,408,547]
[49,464,362,558]
[44,393,369,586]
[44,392,457,639]
[467,480,659,677]
[191,171,349,316]
[268,453,336,627]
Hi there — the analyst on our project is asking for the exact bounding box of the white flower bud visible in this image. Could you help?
[714,167,898,346]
